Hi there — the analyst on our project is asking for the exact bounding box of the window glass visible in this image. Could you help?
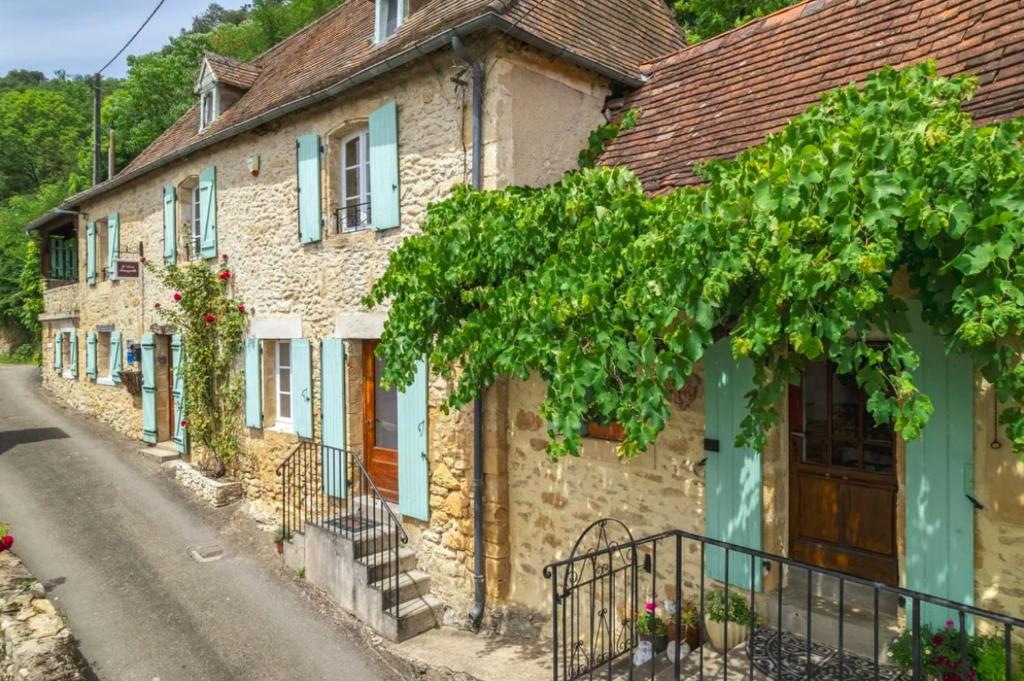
[382,0,400,38]
[191,186,202,259]
[373,354,398,450]
[97,331,111,378]
[340,130,370,231]
[277,341,292,423]
[801,360,829,464]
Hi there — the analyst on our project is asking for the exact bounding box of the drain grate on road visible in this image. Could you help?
[186,543,225,563]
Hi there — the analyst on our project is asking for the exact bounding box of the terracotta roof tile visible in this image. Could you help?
[107,0,684,187]
[601,0,1024,192]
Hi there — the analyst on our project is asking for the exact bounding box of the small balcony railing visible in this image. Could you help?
[544,523,1024,681]
[335,203,372,234]
[44,277,78,290]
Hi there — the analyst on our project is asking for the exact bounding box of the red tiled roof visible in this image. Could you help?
[79,0,683,202]
[600,0,1024,193]
[202,52,261,90]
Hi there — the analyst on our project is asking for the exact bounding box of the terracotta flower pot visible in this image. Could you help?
[703,614,748,652]
[274,539,284,555]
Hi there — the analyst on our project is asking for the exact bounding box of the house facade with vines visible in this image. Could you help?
[27,0,1024,654]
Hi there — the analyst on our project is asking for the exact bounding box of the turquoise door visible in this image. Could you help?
[172,335,187,453]
[141,334,157,444]
[905,301,975,628]
[704,338,762,590]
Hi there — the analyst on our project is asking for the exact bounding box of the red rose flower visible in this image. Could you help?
[180,419,188,427]
[173,292,182,302]
[218,271,231,280]
[237,304,247,314]
[153,302,161,309]
[933,634,944,646]
[0,535,13,552]
[139,256,146,263]
[204,314,215,324]
[221,254,229,261]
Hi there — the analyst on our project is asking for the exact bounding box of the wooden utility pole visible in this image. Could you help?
[92,74,102,185]
[108,129,116,180]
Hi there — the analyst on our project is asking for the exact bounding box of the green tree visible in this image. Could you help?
[672,0,800,43]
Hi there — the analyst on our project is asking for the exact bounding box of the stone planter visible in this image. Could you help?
[170,461,243,507]
[703,615,748,652]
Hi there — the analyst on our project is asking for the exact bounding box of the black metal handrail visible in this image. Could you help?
[277,440,409,617]
[335,203,372,234]
[543,524,1024,681]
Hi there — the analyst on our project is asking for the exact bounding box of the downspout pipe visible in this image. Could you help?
[452,35,486,631]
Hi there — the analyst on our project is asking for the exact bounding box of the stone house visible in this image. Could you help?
[27,0,686,642]
[28,0,1024,665]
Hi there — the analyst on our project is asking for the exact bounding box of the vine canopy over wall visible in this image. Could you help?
[366,62,1024,460]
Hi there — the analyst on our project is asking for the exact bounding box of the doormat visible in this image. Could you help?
[321,515,379,533]
[747,628,906,681]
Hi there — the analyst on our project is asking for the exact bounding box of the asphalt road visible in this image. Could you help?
[0,365,396,681]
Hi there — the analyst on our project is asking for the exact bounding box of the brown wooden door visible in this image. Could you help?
[789,358,898,585]
[362,340,399,502]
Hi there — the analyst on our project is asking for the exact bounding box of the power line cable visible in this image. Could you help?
[95,0,168,75]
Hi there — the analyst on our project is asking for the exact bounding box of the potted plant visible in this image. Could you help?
[679,599,702,651]
[703,588,754,652]
[273,525,288,555]
[636,601,669,654]
[888,619,1024,681]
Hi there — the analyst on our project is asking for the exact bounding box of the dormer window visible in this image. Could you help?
[375,0,408,43]
[200,89,217,131]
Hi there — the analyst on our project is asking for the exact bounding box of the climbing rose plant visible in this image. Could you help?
[148,257,247,476]
[366,62,1024,460]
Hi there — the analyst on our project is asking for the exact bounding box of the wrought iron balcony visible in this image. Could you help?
[335,203,372,234]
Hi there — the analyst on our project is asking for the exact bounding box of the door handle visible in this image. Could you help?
[966,494,984,511]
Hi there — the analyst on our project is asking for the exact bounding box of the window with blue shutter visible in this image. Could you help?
[141,334,157,444]
[369,101,400,230]
[164,185,177,265]
[199,166,217,259]
[321,338,346,497]
[86,222,96,285]
[244,338,262,428]
[297,134,322,244]
[397,358,429,520]
[54,331,62,371]
[292,339,313,438]
[107,213,120,280]
[86,332,97,379]
[110,331,123,383]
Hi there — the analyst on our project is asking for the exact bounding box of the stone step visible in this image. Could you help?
[374,569,431,610]
[384,594,443,642]
[351,525,400,559]
[137,441,180,463]
[786,569,900,613]
[351,494,400,518]
[360,546,417,583]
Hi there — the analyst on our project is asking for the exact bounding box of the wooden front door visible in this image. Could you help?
[362,340,399,502]
[789,358,898,585]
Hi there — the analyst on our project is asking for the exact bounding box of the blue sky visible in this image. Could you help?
[0,0,248,78]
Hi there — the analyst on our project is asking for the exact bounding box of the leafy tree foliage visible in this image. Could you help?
[672,0,800,43]
[367,63,1024,459]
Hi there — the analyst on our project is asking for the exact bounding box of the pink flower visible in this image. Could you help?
[204,314,215,324]
[645,601,656,614]
[237,304,247,314]
[945,619,955,629]
[173,292,182,302]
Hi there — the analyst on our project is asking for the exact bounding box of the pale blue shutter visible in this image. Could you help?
[86,222,96,285]
[107,213,120,280]
[321,338,346,497]
[369,101,400,230]
[49,237,59,279]
[163,185,177,265]
[54,332,62,371]
[199,166,217,259]
[69,239,77,281]
[297,134,322,244]
[85,332,97,379]
[141,334,157,444]
[397,358,429,520]
[244,338,262,428]
[110,331,123,383]
[704,338,762,590]
[905,301,975,629]
[69,332,78,379]
[292,339,313,438]
[172,335,187,453]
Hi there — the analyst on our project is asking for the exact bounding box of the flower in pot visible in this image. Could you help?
[887,619,1024,681]
[703,589,754,652]
[636,601,670,654]
[273,525,288,555]
[680,599,702,651]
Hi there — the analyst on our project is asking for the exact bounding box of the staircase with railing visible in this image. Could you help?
[277,440,441,641]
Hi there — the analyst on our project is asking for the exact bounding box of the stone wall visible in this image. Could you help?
[0,552,85,681]
[39,37,609,626]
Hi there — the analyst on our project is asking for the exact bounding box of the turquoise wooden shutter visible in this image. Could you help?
[397,358,429,520]
[110,331,123,383]
[54,332,62,371]
[244,338,262,428]
[69,239,77,281]
[49,237,59,279]
[297,134,322,244]
[369,101,400,230]
[69,332,78,379]
[141,334,157,444]
[704,338,762,590]
[86,222,96,285]
[199,166,217,259]
[86,332,97,379]
[107,213,120,280]
[321,338,347,497]
[905,301,975,629]
[292,339,313,438]
[172,335,187,453]
[164,185,177,265]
